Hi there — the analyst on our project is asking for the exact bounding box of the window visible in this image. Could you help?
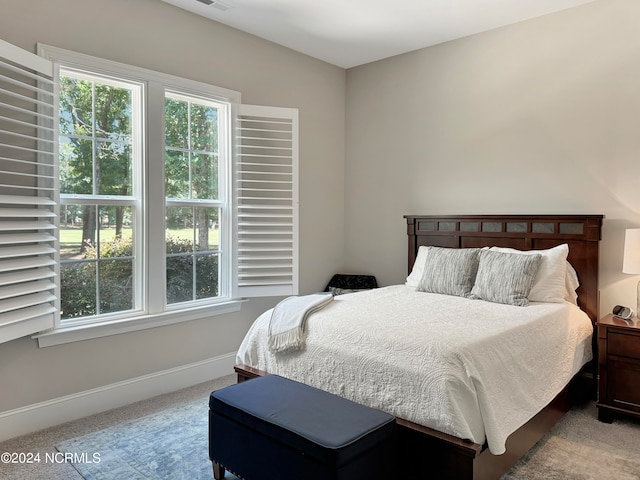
[57,71,231,323]
[53,60,235,329]
[58,71,142,321]
[29,44,298,346]
[164,92,225,306]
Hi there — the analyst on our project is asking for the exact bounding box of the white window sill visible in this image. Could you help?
[33,299,246,347]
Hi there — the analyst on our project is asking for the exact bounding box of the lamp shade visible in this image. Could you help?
[622,228,640,274]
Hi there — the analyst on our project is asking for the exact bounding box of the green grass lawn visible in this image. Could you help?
[60,227,219,259]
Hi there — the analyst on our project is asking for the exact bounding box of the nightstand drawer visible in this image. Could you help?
[607,359,640,412]
[608,331,640,359]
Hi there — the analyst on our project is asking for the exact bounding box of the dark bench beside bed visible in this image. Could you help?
[209,374,397,480]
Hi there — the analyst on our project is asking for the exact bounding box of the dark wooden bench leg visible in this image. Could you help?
[213,461,225,479]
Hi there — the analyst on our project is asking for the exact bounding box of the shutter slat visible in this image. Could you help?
[0,40,57,344]
[0,233,56,245]
[0,207,56,217]
[0,245,57,259]
[0,194,55,206]
[0,221,56,231]
[0,257,56,273]
[0,280,56,300]
[0,304,56,328]
[0,268,56,286]
[0,292,56,315]
[235,104,298,298]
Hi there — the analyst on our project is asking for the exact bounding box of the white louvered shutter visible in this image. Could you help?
[235,105,298,297]
[0,40,57,344]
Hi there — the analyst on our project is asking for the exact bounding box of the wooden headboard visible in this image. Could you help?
[405,214,604,322]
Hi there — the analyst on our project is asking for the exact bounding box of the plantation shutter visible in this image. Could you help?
[0,39,57,344]
[235,104,298,297]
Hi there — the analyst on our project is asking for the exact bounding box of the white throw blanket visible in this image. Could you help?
[268,293,334,353]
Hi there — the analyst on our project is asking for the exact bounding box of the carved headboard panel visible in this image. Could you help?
[404,214,604,322]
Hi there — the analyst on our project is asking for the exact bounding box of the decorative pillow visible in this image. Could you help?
[417,247,480,297]
[489,244,569,303]
[406,246,429,287]
[470,250,542,306]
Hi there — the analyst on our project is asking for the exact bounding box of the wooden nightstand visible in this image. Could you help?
[597,313,640,423]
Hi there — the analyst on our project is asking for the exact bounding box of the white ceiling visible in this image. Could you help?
[160,0,597,68]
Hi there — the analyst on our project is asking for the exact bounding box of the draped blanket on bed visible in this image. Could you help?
[236,285,593,455]
[268,293,334,353]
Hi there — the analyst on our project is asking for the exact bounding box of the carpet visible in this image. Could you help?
[57,398,239,480]
[503,403,640,480]
[57,399,640,480]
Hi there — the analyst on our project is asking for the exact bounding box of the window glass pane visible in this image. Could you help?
[195,207,219,251]
[60,204,136,319]
[59,77,93,136]
[165,150,189,198]
[190,103,218,152]
[94,83,132,139]
[97,206,134,254]
[59,136,93,195]
[193,153,218,200]
[165,94,220,201]
[166,254,194,304]
[196,254,219,299]
[60,263,96,319]
[166,206,194,303]
[165,206,220,304]
[165,97,188,149]
[166,206,194,250]
[97,140,132,195]
[60,204,98,258]
[99,259,133,314]
[60,72,135,198]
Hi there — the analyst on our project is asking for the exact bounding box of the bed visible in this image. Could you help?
[234,214,604,480]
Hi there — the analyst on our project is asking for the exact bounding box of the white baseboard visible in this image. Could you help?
[0,352,237,443]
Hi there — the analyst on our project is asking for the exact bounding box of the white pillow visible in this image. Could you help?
[489,244,569,303]
[564,261,579,305]
[406,245,429,287]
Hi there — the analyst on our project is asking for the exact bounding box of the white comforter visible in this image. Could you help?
[236,285,593,454]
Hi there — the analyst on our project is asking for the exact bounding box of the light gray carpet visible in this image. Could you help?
[56,396,227,480]
[0,375,235,480]
[503,402,640,479]
[1,379,639,480]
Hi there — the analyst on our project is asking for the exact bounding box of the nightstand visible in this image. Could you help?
[597,313,640,423]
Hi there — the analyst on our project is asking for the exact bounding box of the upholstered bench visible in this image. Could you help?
[209,374,396,480]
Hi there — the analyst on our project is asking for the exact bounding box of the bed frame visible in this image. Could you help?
[235,213,604,480]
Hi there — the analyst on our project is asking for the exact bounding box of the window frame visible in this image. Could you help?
[57,67,144,324]
[34,45,243,347]
[163,89,230,308]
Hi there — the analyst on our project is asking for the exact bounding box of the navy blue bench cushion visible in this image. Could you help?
[209,375,395,467]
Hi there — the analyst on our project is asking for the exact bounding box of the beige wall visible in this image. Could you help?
[345,0,640,316]
[0,0,346,411]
